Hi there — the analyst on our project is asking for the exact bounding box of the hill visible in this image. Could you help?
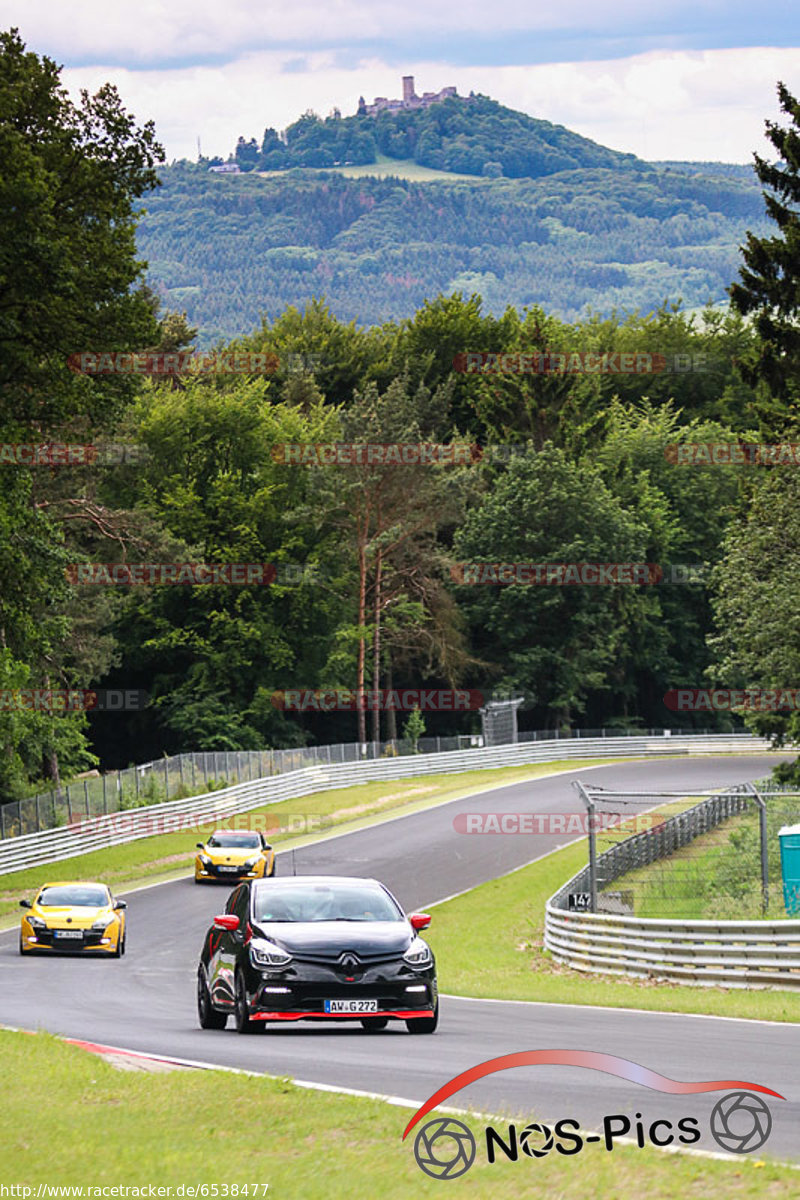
[231,92,642,180]
[137,158,768,343]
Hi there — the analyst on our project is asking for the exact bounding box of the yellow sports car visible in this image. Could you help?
[195,830,276,883]
[19,880,127,956]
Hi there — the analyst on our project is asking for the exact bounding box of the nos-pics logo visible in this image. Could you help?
[402,1050,784,1180]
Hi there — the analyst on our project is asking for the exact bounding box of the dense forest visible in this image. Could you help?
[3,29,800,801]
[138,161,768,342]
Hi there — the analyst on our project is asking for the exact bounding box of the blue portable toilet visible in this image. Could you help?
[778,824,800,915]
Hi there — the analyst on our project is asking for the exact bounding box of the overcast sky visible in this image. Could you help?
[3,1,799,163]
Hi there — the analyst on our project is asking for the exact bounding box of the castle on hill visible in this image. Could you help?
[357,76,458,118]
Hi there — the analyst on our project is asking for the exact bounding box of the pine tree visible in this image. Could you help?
[730,82,800,400]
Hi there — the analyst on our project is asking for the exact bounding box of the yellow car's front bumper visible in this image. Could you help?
[20,914,124,954]
[194,852,275,883]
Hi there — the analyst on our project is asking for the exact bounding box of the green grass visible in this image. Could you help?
[257,154,487,182]
[607,805,800,921]
[0,758,625,927]
[429,838,800,1022]
[0,1030,795,1193]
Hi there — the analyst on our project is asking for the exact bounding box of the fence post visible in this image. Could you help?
[103,773,108,815]
[746,783,769,914]
[164,757,169,799]
[574,781,598,913]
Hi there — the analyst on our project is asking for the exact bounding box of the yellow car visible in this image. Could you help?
[19,880,126,956]
[195,829,276,884]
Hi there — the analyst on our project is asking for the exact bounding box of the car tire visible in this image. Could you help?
[18,936,25,956]
[121,928,126,956]
[405,1000,438,1035]
[197,971,228,1030]
[112,926,123,958]
[268,859,277,878]
[360,1017,388,1032]
[234,970,260,1034]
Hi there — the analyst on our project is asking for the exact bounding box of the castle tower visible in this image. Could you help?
[402,76,415,103]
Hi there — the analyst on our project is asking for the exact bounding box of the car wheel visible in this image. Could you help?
[405,1000,439,1035]
[268,859,276,877]
[18,936,25,956]
[197,971,228,1030]
[234,970,260,1034]
[121,928,126,956]
[112,926,123,958]
[360,1017,388,1032]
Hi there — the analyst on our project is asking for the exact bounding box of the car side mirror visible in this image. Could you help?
[263,842,273,852]
[196,843,205,850]
[213,914,240,931]
[19,899,32,909]
[114,900,127,910]
[409,912,431,931]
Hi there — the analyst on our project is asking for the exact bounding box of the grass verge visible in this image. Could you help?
[0,1030,795,1194]
[0,758,625,926]
[429,838,800,1023]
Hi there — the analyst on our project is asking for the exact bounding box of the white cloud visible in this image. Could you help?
[3,1,711,65]
[55,46,800,163]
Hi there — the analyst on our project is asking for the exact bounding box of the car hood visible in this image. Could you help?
[34,905,110,927]
[203,848,260,863]
[251,920,412,958]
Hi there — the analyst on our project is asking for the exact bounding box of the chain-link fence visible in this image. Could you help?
[569,779,800,920]
[0,726,726,841]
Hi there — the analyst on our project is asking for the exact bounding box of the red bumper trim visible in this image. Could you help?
[252,1009,435,1022]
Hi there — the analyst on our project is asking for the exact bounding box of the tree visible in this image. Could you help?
[0,28,164,432]
[709,470,800,774]
[730,82,800,408]
[452,446,653,728]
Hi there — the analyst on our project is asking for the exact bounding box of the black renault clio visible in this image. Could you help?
[197,875,438,1034]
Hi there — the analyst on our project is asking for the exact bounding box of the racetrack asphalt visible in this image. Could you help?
[2,755,798,1162]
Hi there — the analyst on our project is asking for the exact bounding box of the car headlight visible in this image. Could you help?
[403,938,432,966]
[198,854,211,866]
[250,940,292,968]
[243,857,259,870]
[91,915,115,931]
[27,916,46,930]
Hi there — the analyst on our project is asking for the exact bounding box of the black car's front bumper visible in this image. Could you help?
[245,958,437,1021]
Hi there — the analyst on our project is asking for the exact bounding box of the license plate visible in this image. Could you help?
[54,930,83,940]
[218,866,239,873]
[324,999,378,1014]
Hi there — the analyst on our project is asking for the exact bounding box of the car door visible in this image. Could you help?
[209,886,242,1008]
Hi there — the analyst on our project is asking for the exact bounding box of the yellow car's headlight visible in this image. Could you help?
[91,915,115,931]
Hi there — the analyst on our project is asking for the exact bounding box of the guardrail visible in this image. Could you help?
[0,733,774,878]
[544,781,800,989]
[3,726,729,838]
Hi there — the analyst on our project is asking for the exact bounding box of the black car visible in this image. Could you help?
[197,875,438,1034]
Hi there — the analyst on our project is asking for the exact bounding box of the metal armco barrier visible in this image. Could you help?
[545,779,800,989]
[544,906,800,990]
[0,733,774,878]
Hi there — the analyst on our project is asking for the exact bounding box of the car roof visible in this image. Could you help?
[37,880,110,889]
[251,875,382,887]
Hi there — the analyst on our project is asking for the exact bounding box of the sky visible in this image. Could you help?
[2,1,799,163]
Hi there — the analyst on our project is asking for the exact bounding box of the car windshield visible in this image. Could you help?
[38,885,109,907]
[207,833,260,849]
[253,884,403,924]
